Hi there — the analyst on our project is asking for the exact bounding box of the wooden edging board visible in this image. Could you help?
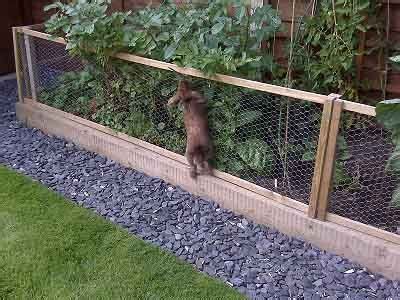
[326,213,400,247]
[16,99,400,280]
[18,26,377,116]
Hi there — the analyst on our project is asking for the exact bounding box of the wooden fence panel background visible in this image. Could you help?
[30,0,400,99]
[269,0,400,98]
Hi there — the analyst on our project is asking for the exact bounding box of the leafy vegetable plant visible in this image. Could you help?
[375,56,400,206]
[45,0,282,79]
[291,0,382,102]
[41,0,285,179]
[376,99,400,207]
[45,0,131,66]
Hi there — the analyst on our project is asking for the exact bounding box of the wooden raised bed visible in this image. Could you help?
[13,26,400,280]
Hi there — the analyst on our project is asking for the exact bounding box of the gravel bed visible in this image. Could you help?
[0,79,399,300]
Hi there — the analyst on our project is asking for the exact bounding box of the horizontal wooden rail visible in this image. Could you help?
[20,27,67,45]
[342,101,376,117]
[113,52,329,104]
[18,26,377,116]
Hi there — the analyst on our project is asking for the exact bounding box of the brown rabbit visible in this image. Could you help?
[167,80,213,179]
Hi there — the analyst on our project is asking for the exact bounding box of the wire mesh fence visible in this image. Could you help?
[17,33,323,205]
[329,112,400,234]
[16,33,85,100]
[16,31,400,235]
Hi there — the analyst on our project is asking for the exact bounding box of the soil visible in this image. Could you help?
[330,127,399,234]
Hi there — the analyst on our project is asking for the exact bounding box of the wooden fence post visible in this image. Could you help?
[24,34,39,101]
[316,98,343,220]
[308,94,343,220]
[17,31,33,100]
[12,28,24,103]
[308,99,333,218]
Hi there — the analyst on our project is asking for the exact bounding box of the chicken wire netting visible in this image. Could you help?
[17,34,324,205]
[15,34,84,100]
[329,112,400,234]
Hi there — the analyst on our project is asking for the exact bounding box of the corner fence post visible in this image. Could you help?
[24,32,39,101]
[12,27,24,103]
[308,94,343,220]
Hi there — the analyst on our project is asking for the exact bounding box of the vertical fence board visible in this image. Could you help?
[20,38,32,99]
[12,28,24,103]
[317,99,343,220]
[308,99,333,218]
[23,34,39,100]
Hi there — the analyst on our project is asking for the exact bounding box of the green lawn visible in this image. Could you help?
[0,166,244,300]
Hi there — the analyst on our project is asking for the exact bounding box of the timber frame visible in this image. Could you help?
[13,25,400,280]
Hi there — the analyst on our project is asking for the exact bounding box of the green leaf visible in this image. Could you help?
[391,186,400,207]
[386,145,400,173]
[358,0,371,11]
[66,42,76,50]
[164,44,178,60]
[376,99,400,130]
[376,98,400,209]
[211,22,225,35]
[302,151,315,161]
[235,6,246,23]
[334,162,353,186]
[157,32,170,42]
[161,85,176,97]
[236,139,273,172]
[85,23,95,34]
[390,55,400,68]
[227,160,246,173]
[237,110,263,127]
